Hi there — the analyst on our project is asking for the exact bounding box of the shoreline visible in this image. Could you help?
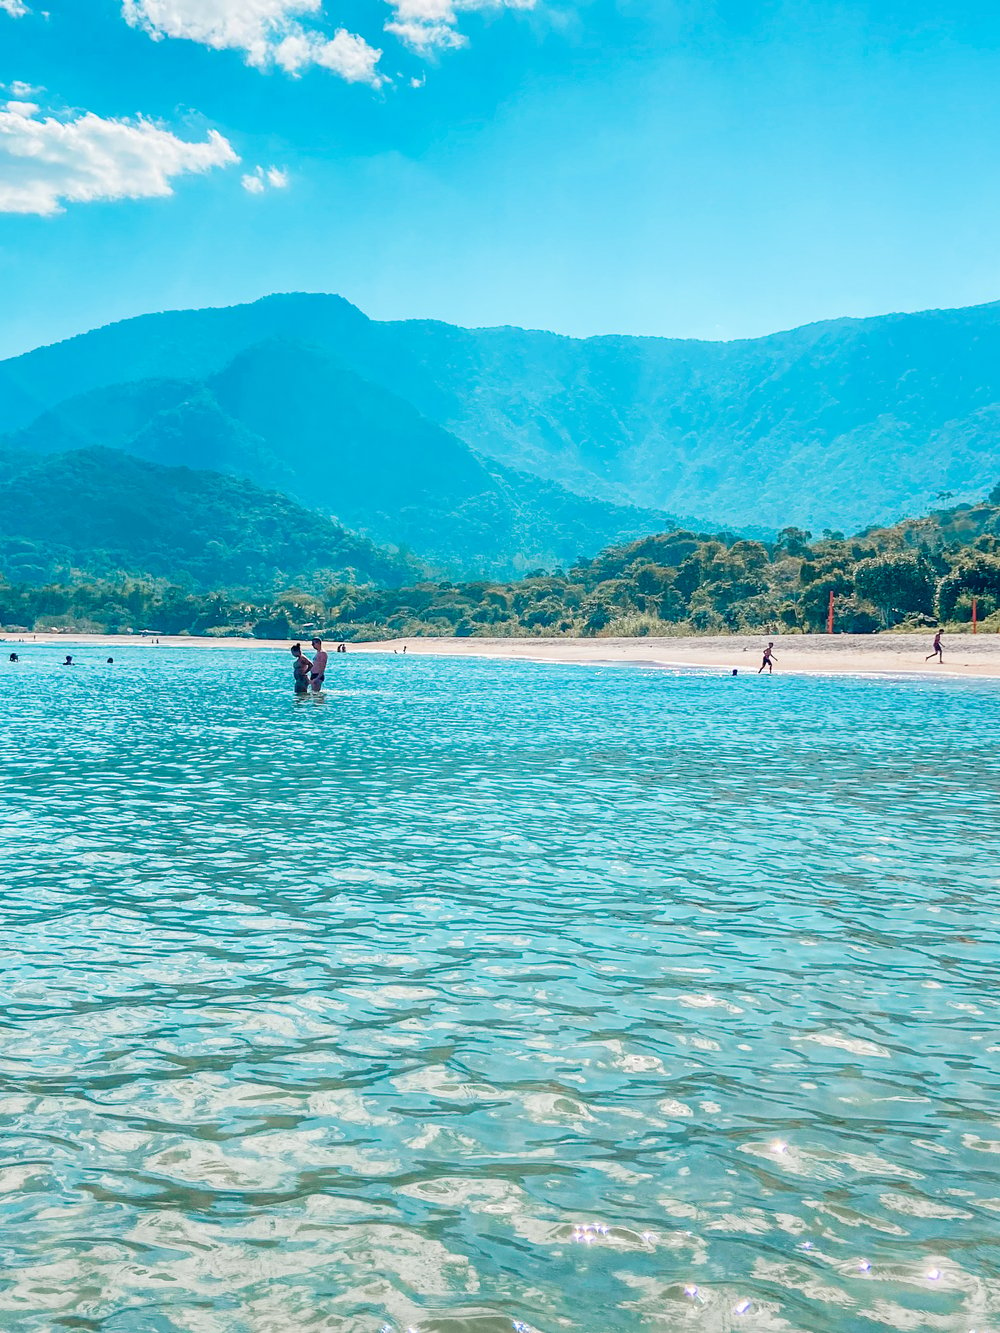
[2,632,999,679]
[352,633,1000,680]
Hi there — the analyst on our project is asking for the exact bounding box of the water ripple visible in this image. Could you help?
[1,647,999,1331]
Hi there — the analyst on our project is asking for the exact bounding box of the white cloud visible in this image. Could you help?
[122,0,383,84]
[241,163,289,192]
[272,26,382,81]
[0,100,238,215]
[1,0,29,16]
[384,0,535,51]
[8,81,44,97]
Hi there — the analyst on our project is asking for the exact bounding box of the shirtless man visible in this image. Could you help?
[758,641,777,674]
[925,630,943,663]
[310,638,328,692]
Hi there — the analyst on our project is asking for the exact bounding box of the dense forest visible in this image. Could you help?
[2,489,998,639]
[0,446,421,591]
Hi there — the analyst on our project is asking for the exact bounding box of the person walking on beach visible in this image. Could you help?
[291,643,311,695]
[310,638,328,692]
[758,641,777,674]
[926,630,944,663]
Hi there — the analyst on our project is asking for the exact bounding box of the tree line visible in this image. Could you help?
[2,489,998,639]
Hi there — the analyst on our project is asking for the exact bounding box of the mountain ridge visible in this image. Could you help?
[14,290,1000,358]
[3,336,683,577]
[4,292,1000,537]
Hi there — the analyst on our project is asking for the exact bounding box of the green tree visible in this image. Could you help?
[852,554,934,627]
[776,526,813,557]
[936,556,1000,621]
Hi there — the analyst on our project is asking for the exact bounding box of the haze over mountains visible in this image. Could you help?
[1,292,998,587]
[3,336,674,578]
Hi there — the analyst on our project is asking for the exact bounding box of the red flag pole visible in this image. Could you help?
[827,589,834,634]
[972,596,978,634]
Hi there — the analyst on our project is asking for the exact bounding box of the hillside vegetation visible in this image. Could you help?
[2,337,681,578]
[0,447,421,592]
[4,491,998,638]
[3,291,1000,532]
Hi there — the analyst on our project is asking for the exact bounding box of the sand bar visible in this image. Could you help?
[2,631,999,678]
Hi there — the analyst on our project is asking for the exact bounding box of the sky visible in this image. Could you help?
[2,0,1000,357]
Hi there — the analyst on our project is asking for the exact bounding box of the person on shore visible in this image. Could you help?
[310,638,328,692]
[758,641,777,674]
[291,643,311,695]
[925,630,944,663]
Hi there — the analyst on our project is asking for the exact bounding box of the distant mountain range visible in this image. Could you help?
[0,316,679,579]
[1,292,999,588]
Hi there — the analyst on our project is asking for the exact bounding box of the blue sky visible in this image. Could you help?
[2,0,1000,357]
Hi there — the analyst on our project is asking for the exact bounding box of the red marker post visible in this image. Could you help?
[972,596,978,634]
[827,589,834,634]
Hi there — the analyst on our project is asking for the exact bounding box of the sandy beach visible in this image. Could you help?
[358,633,1000,679]
[2,631,998,678]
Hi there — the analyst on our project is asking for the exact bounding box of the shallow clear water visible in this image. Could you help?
[2,646,1000,1333]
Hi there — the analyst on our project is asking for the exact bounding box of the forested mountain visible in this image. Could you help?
[4,490,998,639]
[2,339,678,577]
[2,292,1000,533]
[0,447,421,591]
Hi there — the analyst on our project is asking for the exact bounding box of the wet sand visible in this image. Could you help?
[4,632,997,678]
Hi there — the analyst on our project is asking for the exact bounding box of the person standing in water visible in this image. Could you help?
[925,630,944,663]
[310,638,328,692]
[291,643,311,695]
[758,641,777,674]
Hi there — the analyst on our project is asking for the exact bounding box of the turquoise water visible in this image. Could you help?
[2,646,1000,1333]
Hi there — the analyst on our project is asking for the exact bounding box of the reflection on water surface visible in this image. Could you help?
[1,647,999,1332]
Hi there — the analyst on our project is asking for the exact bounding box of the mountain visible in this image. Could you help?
[2,292,1000,533]
[0,446,422,591]
[3,338,680,577]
